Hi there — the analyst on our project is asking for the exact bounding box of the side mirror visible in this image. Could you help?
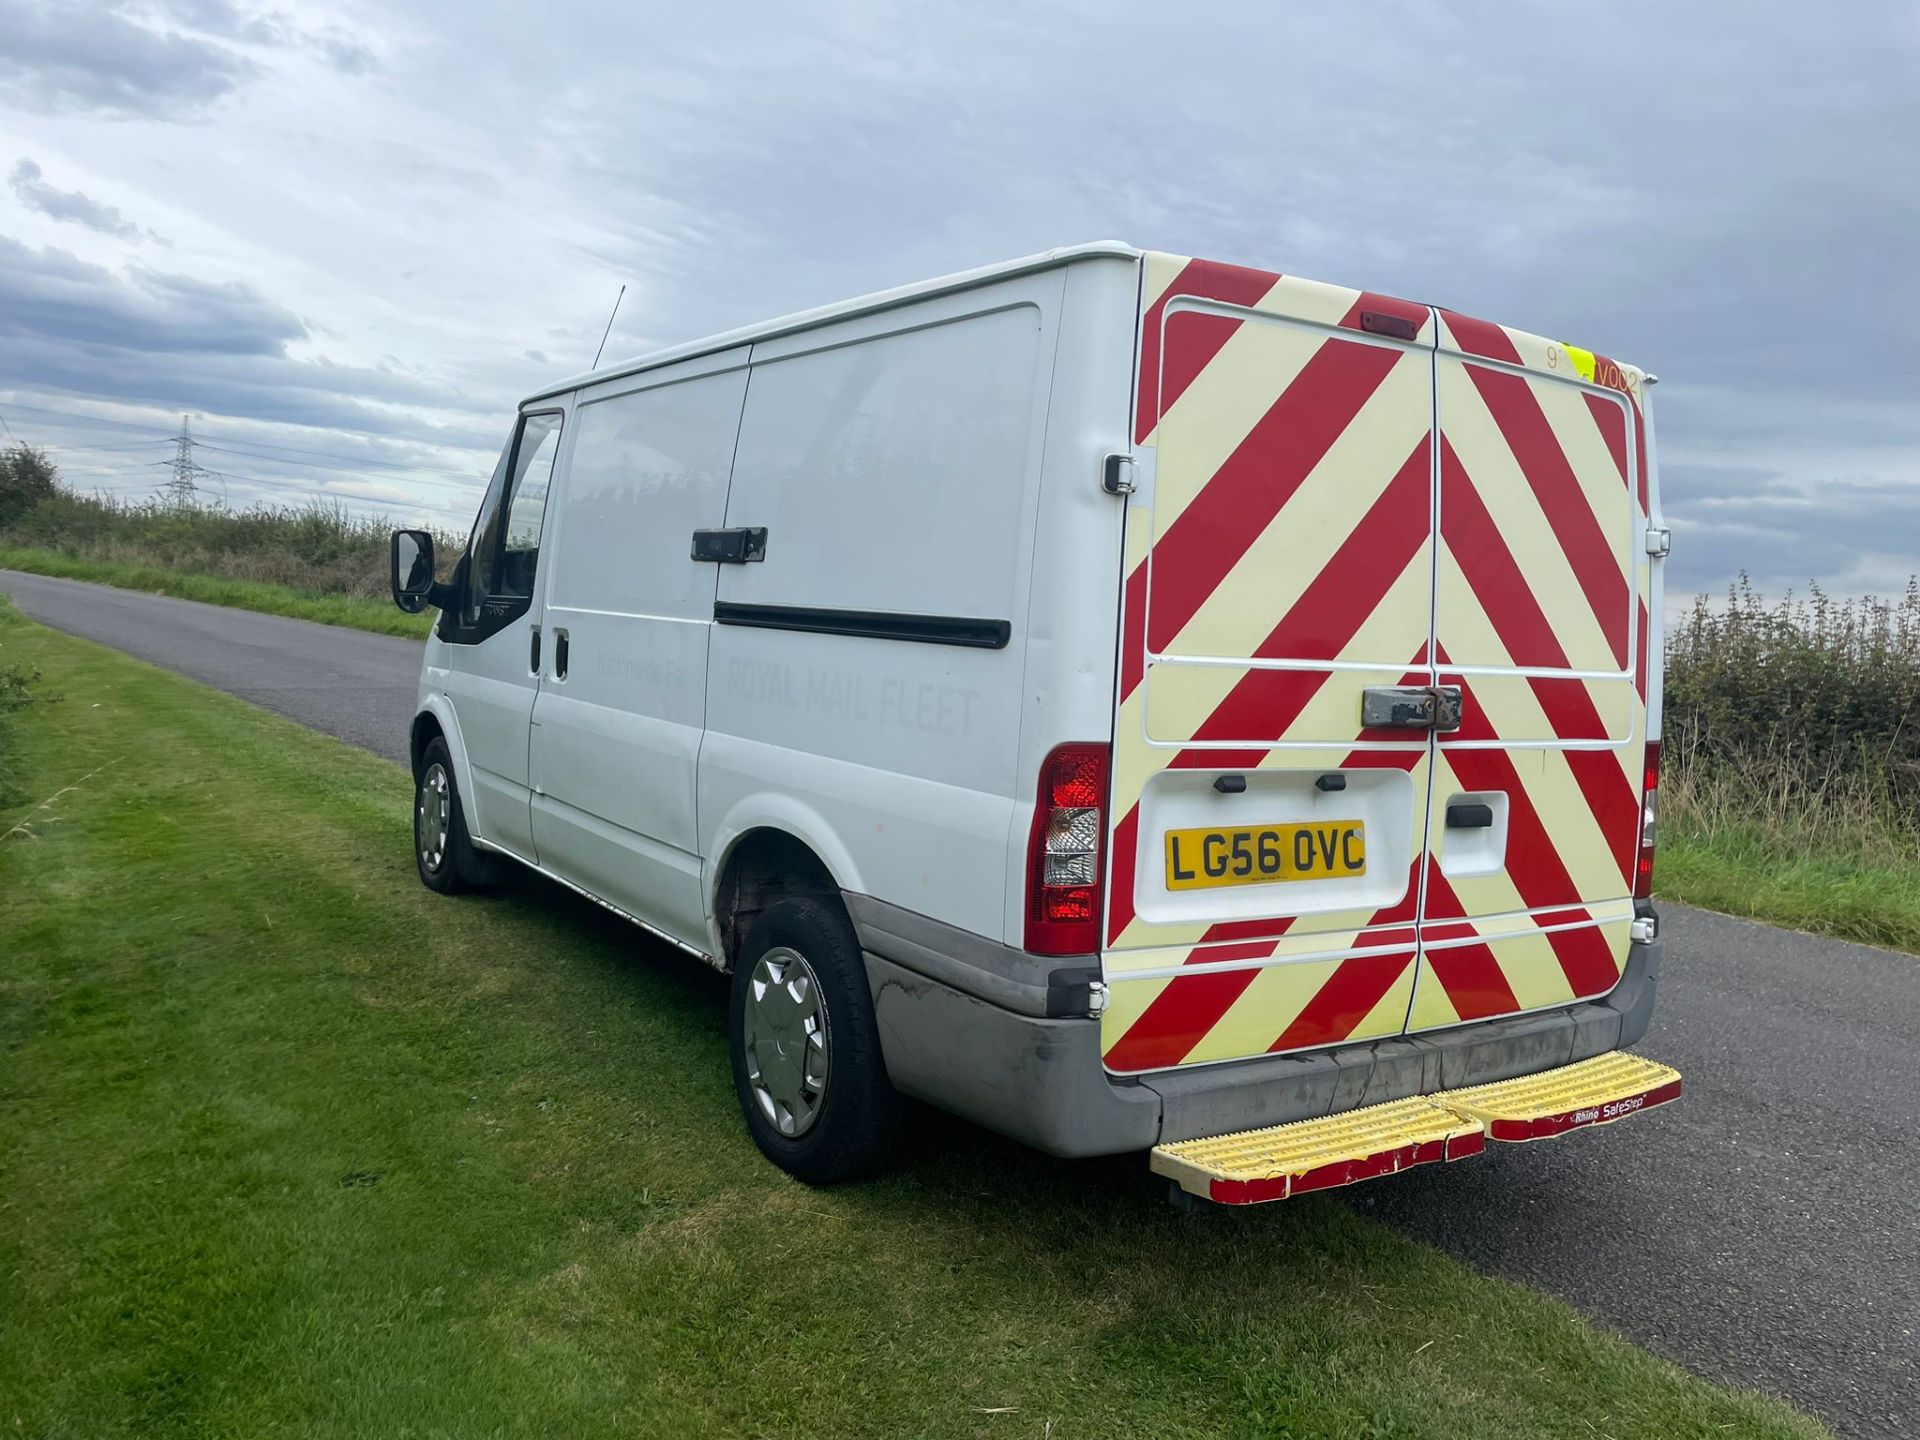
[390,529,437,613]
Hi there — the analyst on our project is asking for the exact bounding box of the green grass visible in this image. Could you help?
[1657,755,1920,955]
[0,545,434,639]
[0,612,1825,1440]
[1660,831,1920,954]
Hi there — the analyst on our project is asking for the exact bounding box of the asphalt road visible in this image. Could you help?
[6,568,1916,1439]
[2,570,421,765]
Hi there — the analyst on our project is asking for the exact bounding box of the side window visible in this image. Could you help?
[466,411,563,618]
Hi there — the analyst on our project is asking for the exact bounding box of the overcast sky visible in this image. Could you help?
[1,0,1915,598]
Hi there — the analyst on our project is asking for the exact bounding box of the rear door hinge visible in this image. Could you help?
[1645,526,1671,557]
[1102,453,1135,496]
[1088,978,1108,1016]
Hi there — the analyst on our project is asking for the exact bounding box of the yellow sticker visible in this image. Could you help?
[1558,342,1597,383]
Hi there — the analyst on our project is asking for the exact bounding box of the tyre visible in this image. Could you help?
[413,736,497,894]
[728,896,904,1184]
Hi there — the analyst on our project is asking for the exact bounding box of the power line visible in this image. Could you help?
[197,467,470,518]
[4,396,486,516]
[189,433,485,477]
[59,466,468,521]
[1,397,493,474]
[20,448,470,518]
[0,400,185,438]
[190,440,482,490]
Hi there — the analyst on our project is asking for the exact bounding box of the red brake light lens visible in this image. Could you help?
[1026,743,1110,955]
[1634,740,1660,899]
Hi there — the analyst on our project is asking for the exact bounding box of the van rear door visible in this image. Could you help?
[1099,255,1440,1074]
[1412,314,1651,1031]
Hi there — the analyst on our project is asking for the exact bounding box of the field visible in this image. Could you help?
[0,605,1825,1439]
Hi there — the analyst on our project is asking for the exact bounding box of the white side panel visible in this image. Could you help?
[529,350,749,948]
[701,274,1066,941]
[997,255,1138,944]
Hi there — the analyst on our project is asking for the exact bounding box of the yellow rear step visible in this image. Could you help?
[1434,1051,1682,1143]
[1152,1051,1682,1205]
[1151,1096,1485,1205]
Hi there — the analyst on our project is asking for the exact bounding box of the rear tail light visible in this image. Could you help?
[1633,740,1660,899]
[1025,743,1110,955]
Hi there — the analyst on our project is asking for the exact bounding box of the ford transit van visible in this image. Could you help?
[390,243,1679,1204]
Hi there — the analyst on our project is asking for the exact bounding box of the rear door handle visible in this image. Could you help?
[529,624,541,675]
[1361,685,1463,732]
[1446,801,1495,828]
[553,629,570,681]
[691,527,767,563]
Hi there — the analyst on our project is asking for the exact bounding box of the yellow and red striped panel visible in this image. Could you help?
[1418,308,1650,1031]
[1103,253,1439,1072]
[1098,254,1654,1073]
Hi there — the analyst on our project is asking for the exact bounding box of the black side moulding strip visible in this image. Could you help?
[713,602,1011,650]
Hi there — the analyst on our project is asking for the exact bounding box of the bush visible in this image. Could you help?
[1664,577,1920,851]
[0,444,59,530]
[1,456,464,600]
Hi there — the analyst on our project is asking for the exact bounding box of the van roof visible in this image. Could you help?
[523,241,1143,406]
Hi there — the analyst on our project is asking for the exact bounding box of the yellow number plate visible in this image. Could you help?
[1164,820,1367,891]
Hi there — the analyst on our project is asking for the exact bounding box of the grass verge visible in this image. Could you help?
[1659,832,1920,955]
[0,545,433,639]
[0,612,1825,1440]
[1659,760,1920,955]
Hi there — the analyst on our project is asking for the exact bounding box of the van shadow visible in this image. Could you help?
[471,863,1556,1310]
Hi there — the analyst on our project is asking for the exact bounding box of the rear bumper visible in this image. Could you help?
[850,892,1662,1159]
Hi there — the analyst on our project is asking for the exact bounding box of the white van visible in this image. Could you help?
[391,242,1681,1205]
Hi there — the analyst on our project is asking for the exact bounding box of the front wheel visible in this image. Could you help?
[414,736,496,894]
[728,897,903,1184]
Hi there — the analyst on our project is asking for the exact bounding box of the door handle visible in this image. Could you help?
[1446,800,1495,828]
[554,629,570,681]
[529,624,541,675]
[1361,684,1463,732]
[690,527,767,563]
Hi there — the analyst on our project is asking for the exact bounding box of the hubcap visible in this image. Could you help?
[417,762,451,874]
[743,946,830,1137]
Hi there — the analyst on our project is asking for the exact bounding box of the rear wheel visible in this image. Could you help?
[728,896,902,1183]
[414,736,496,894]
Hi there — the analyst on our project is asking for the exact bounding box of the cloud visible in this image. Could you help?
[0,234,302,354]
[0,1,1912,580]
[0,0,257,117]
[159,0,288,46]
[1666,477,1920,601]
[0,236,507,461]
[158,0,379,74]
[310,29,377,75]
[9,158,161,243]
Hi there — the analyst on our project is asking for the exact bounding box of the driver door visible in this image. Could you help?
[438,408,565,859]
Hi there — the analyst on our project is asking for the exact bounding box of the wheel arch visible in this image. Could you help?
[709,818,861,973]
[410,697,481,841]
